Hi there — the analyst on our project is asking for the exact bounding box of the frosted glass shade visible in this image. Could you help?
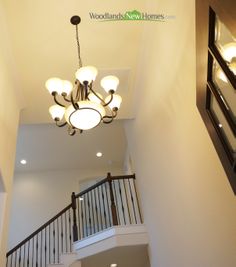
[65,105,75,124]
[68,101,105,130]
[222,43,236,62]
[105,94,122,110]
[88,92,103,104]
[62,80,73,95]
[100,75,119,93]
[75,66,98,84]
[45,78,63,95]
[49,105,65,120]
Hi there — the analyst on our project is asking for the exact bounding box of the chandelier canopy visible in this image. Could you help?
[46,15,122,136]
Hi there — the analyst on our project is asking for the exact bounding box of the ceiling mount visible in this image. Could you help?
[70,15,81,25]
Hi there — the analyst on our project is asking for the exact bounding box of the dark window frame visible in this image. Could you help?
[196,0,236,194]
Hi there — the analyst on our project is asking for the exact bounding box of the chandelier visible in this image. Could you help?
[45,16,122,136]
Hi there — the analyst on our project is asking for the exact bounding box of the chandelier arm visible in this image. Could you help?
[70,90,79,110]
[83,81,89,99]
[53,93,66,107]
[75,24,83,68]
[67,125,76,136]
[62,95,72,103]
[56,121,67,127]
[80,84,86,101]
[102,116,114,124]
[89,87,106,104]
[103,93,114,107]
[75,82,80,101]
[102,109,117,124]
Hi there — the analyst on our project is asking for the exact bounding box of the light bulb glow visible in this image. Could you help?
[20,159,27,165]
[96,152,102,157]
[65,105,75,125]
[105,94,122,110]
[100,75,119,93]
[49,105,65,120]
[62,80,73,95]
[68,101,105,130]
[75,66,98,84]
[45,78,63,95]
[222,43,236,62]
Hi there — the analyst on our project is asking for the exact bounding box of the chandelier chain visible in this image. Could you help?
[76,24,83,68]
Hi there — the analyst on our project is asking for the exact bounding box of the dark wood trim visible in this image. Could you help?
[206,86,235,165]
[208,8,236,90]
[71,192,78,241]
[207,73,236,136]
[75,174,136,198]
[75,178,107,198]
[107,172,118,226]
[6,204,72,256]
[196,0,236,194]
[6,172,141,266]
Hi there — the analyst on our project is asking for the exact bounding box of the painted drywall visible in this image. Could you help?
[125,0,236,267]
[8,167,123,250]
[0,2,21,266]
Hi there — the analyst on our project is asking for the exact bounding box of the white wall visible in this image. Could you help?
[125,0,236,267]
[8,167,123,250]
[0,2,20,265]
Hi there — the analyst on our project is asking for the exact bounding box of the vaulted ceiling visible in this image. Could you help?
[3,0,147,172]
[3,0,146,123]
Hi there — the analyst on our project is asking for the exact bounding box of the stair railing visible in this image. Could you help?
[6,173,142,267]
[72,173,142,241]
[6,204,73,267]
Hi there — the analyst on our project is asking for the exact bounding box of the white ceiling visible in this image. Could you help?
[15,120,127,172]
[3,0,146,173]
[3,0,146,123]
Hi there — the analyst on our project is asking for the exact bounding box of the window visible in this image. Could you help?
[196,1,236,194]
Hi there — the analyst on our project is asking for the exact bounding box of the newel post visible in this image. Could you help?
[107,172,118,226]
[71,192,78,241]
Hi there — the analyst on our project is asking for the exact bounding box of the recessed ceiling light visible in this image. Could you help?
[219,123,223,128]
[20,159,27,165]
[96,152,102,157]
[110,264,117,267]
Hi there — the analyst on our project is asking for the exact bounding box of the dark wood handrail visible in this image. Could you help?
[7,204,72,256]
[75,174,135,198]
[109,174,135,181]
[6,172,140,267]
[75,177,107,198]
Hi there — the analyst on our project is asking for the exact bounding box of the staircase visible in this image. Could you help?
[6,173,142,267]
